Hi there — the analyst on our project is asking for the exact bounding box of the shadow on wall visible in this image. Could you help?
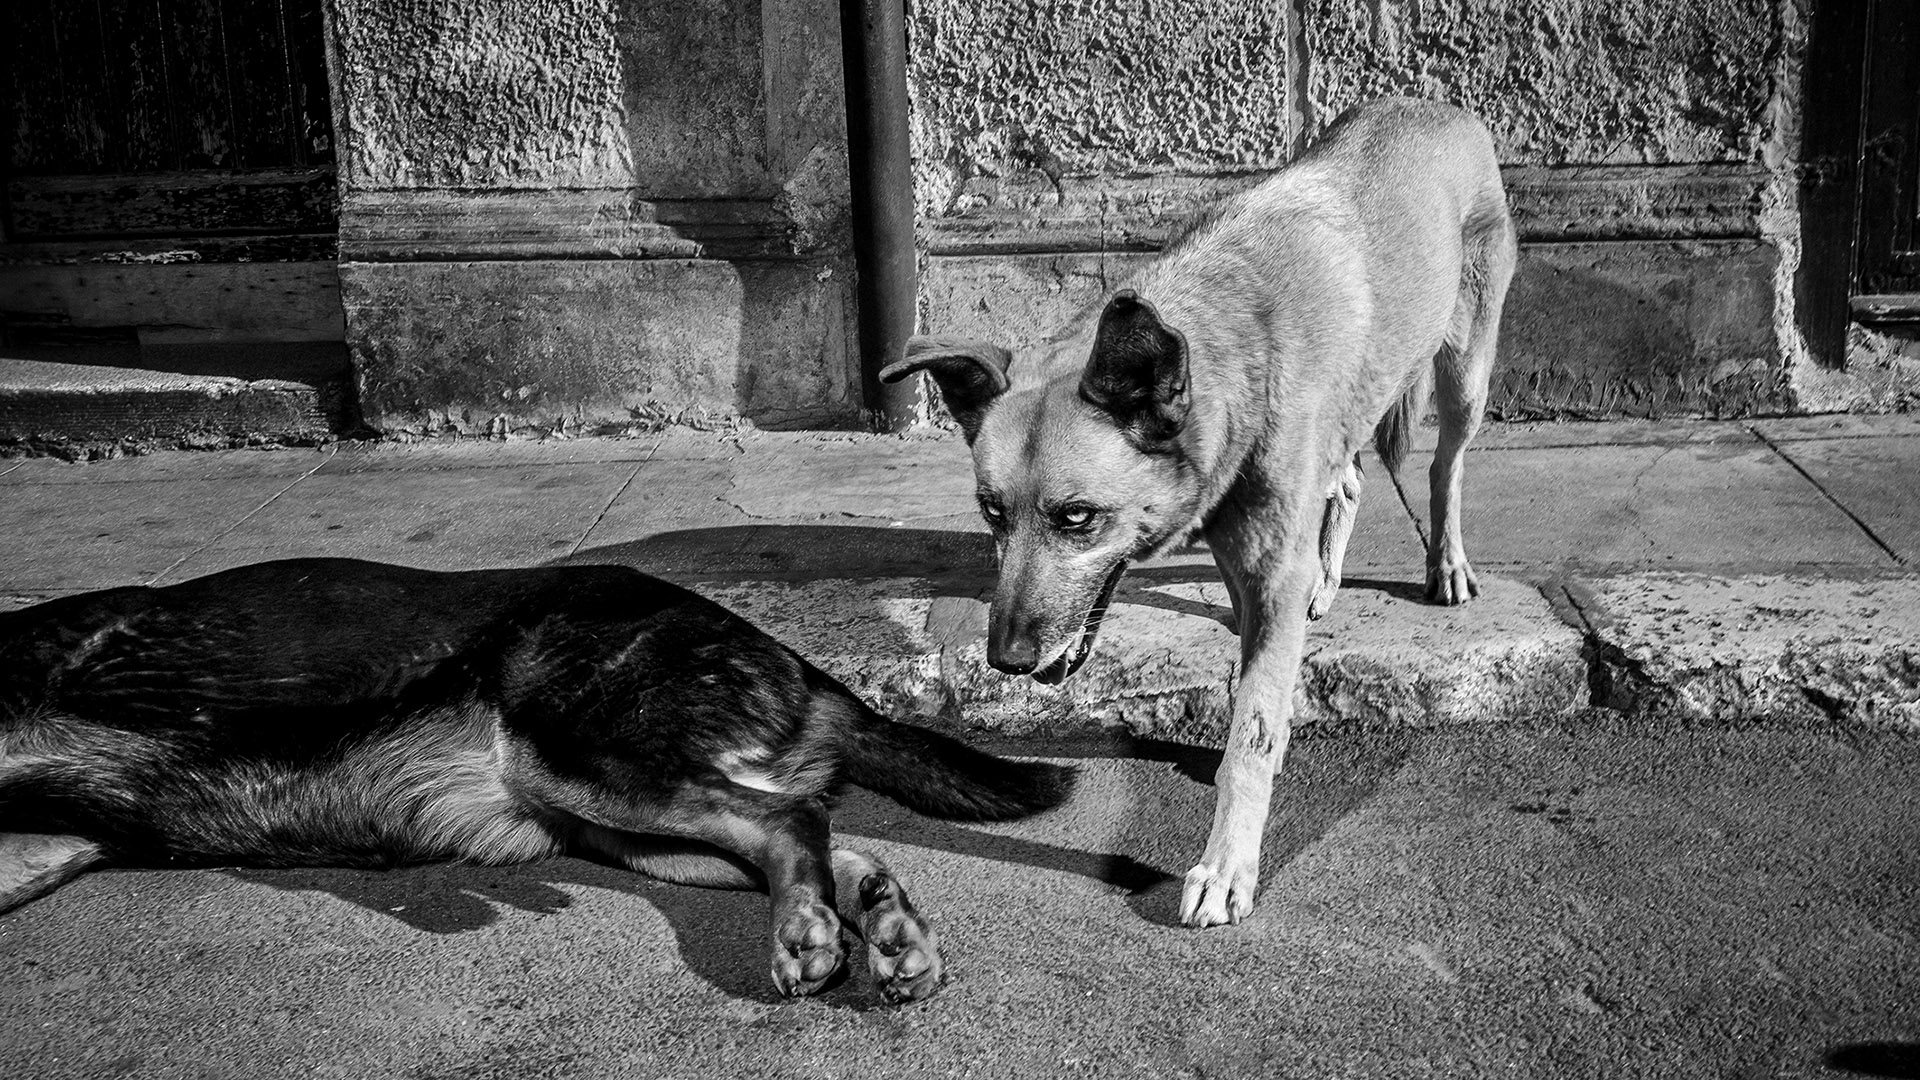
[1493,254,1777,420]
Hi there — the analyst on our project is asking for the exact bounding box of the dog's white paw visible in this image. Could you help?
[1425,561,1481,606]
[771,900,848,998]
[1307,574,1340,621]
[1179,861,1257,928]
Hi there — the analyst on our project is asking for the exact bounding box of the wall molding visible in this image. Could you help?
[920,164,1767,256]
[337,190,836,262]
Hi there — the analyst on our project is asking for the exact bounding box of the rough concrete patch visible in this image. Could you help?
[1579,574,1920,729]
[687,574,1585,743]
[1792,325,1920,415]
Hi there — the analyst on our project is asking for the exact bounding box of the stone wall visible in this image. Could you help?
[907,0,1822,419]
[327,0,863,433]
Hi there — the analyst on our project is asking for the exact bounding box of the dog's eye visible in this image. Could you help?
[979,502,1006,525]
[1057,506,1098,530]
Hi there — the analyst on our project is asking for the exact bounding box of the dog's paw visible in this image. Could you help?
[1307,574,1340,621]
[771,900,848,998]
[858,873,945,1004]
[1179,861,1257,928]
[1425,561,1481,606]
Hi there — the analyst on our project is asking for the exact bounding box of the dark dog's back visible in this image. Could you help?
[0,559,1070,878]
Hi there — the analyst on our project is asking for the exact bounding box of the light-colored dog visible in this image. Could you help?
[881,97,1516,927]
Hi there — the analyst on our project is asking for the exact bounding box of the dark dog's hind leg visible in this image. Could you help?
[538,777,850,999]
[0,833,106,913]
[573,826,944,1003]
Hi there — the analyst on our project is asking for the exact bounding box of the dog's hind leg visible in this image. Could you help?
[832,848,944,1003]
[1308,454,1364,620]
[573,827,943,1003]
[0,833,107,913]
[1426,211,1515,605]
[531,773,851,998]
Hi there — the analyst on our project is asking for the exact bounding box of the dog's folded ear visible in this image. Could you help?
[1080,290,1190,448]
[880,337,1013,443]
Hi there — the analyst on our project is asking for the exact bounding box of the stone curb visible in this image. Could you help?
[698,571,1920,740]
[1573,573,1920,730]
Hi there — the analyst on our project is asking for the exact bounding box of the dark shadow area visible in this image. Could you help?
[1124,731,1418,927]
[229,857,808,1006]
[1826,1043,1920,1079]
[830,788,1175,897]
[566,524,995,583]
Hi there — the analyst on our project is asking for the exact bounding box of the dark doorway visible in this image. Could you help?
[2,0,345,394]
[1797,0,1920,364]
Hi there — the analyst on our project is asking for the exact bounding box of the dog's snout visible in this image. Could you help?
[988,634,1039,675]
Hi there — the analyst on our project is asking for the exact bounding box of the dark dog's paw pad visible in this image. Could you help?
[771,901,847,998]
[867,907,944,1003]
[859,874,945,1004]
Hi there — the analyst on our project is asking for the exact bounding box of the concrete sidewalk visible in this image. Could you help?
[4,416,1920,1079]
[2,412,1917,738]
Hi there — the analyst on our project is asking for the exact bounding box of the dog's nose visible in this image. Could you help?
[988,635,1038,675]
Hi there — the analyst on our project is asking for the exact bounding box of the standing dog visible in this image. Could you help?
[0,558,1073,1002]
[881,98,1515,927]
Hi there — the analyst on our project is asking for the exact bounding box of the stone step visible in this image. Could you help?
[0,350,348,458]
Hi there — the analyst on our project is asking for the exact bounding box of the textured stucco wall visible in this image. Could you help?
[329,0,634,189]
[907,0,1293,217]
[1303,0,1779,165]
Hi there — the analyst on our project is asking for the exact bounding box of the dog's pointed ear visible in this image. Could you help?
[1079,290,1190,447]
[879,337,1013,442]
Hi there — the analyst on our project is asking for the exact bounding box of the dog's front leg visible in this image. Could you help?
[1181,537,1318,928]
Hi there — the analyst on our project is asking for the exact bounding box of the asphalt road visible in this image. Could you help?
[4,719,1917,1080]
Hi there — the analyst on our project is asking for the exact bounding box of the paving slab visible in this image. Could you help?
[1573,573,1920,729]
[0,475,304,592]
[3,725,1914,1079]
[1401,439,1895,571]
[1761,435,1920,564]
[159,463,643,581]
[728,434,979,522]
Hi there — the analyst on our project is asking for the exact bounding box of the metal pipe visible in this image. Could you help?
[840,0,920,432]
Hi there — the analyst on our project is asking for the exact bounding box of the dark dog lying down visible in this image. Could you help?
[0,558,1073,1003]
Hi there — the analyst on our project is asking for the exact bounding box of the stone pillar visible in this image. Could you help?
[325,0,862,434]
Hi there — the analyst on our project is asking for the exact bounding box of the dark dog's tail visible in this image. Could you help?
[820,683,1074,821]
[1373,370,1430,479]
